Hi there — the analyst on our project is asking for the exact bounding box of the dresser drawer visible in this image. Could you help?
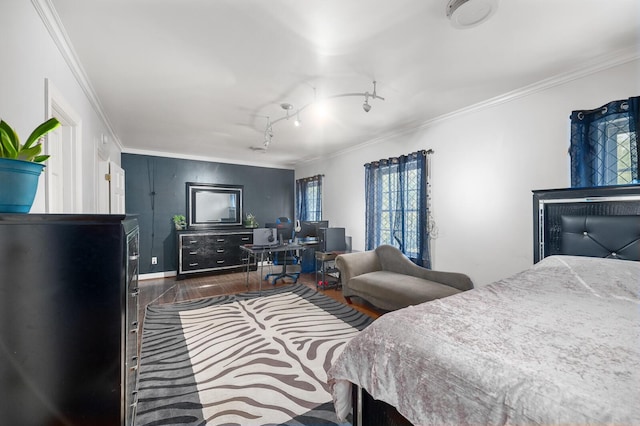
[180,234,208,249]
[206,233,251,248]
[181,252,212,270]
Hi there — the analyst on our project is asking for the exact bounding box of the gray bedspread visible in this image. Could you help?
[328,255,640,425]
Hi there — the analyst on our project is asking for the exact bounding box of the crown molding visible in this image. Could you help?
[122,147,295,170]
[421,45,640,129]
[31,0,123,152]
[304,46,640,166]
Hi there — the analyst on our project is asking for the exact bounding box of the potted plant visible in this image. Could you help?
[244,213,258,228]
[0,117,61,213]
[172,214,186,230]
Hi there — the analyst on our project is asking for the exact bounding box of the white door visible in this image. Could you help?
[97,159,110,214]
[46,125,64,213]
[109,161,126,214]
[46,79,82,213]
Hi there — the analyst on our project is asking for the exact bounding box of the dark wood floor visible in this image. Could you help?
[138,269,384,331]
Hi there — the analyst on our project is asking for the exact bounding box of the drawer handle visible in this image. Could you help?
[131,321,138,328]
[130,364,138,372]
[216,248,224,253]
[241,237,250,241]
[189,262,198,266]
[189,251,198,255]
[131,355,138,363]
[189,240,198,244]
[216,260,225,264]
[130,328,138,334]
[216,239,225,243]
[130,289,139,296]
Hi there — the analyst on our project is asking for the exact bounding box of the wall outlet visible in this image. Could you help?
[151,256,158,265]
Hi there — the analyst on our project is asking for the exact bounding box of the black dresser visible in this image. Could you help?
[176,229,252,279]
[0,214,139,425]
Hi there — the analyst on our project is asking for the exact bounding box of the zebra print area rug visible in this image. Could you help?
[135,284,373,426]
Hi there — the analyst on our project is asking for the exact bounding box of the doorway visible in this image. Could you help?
[45,79,82,213]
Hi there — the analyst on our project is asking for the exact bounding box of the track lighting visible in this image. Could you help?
[363,98,371,113]
[253,81,384,151]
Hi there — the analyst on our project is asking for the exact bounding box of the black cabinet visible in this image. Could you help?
[177,229,252,279]
[0,214,139,426]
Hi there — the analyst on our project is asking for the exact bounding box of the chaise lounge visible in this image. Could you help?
[335,244,473,311]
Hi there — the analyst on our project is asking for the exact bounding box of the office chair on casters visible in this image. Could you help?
[264,217,300,284]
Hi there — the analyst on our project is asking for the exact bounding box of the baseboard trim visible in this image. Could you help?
[139,270,177,281]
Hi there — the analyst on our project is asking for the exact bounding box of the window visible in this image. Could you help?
[365,150,430,267]
[295,175,322,221]
[612,128,632,184]
[570,97,639,187]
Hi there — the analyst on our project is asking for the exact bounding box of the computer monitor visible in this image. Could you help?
[266,221,295,243]
[298,220,329,238]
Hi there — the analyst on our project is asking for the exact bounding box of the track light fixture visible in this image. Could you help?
[256,81,384,151]
[363,98,371,113]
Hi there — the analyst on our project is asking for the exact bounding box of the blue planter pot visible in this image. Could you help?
[0,158,45,213]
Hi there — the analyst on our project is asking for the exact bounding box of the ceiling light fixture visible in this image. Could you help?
[446,0,498,29]
[255,81,384,151]
[362,98,371,113]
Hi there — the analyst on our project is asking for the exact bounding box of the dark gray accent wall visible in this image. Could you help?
[122,154,294,274]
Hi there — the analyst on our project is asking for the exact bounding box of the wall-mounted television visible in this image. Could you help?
[186,182,243,229]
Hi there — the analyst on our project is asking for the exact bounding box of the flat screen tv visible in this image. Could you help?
[186,182,243,229]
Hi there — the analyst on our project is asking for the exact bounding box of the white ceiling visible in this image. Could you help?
[48,0,640,167]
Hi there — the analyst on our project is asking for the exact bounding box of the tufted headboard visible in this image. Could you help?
[533,185,640,262]
[560,215,640,261]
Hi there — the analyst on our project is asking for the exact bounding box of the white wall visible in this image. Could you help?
[295,59,640,286]
[0,0,120,213]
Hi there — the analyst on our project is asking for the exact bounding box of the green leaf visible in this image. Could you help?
[17,144,42,162]
[23,117,60,150]
[0,120,20,151]
[0,127,19,158]
[33,154,50,163]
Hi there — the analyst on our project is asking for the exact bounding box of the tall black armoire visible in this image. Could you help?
[0,214,139,425]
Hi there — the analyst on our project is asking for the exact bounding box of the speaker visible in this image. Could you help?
[319,227,346,252]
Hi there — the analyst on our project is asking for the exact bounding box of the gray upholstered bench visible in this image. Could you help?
[336,245,473,311]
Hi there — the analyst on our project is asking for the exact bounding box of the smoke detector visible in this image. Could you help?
[446,0,498,29]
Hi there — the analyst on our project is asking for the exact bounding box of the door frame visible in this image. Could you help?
[45,79,83,213]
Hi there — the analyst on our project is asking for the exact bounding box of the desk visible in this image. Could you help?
[240,243,304,293]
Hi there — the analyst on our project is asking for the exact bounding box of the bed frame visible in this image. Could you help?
[533,185,640,262]
[350,184,640,426]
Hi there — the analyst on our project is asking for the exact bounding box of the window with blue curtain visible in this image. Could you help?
[569,96,639,187]
[364,150,430,267]
[295,174,323,221]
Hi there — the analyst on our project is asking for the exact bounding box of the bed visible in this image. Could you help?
[327,185,640,425]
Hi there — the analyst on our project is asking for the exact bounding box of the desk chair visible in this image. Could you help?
[265,248,300,284]
[265,217,300,284]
